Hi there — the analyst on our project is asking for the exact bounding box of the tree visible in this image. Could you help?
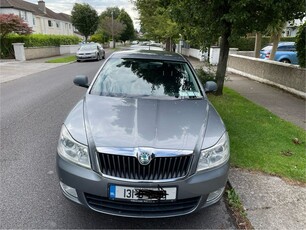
[99,16,126,45]
[0,14,32,40]
[266,20,286,60]
[98,8,135,45]
[71,3,98,42]
[118,10,135,43]
[253,1,305,59]
[296,22,306,68]
[133,0,179,51]
[0,14,32,57]
[98,7,126,47]
[170,0,305,95]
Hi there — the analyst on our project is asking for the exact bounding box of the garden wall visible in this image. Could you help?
[227,54,306,98]
[13,43,80,60]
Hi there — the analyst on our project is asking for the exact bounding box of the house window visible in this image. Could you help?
[19,11,27,21]
[69,24,71,29]
[56,22,60,28]
[48,20,53,27]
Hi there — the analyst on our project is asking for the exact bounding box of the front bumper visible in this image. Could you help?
[56,154,229,218]
[76,54,97,61]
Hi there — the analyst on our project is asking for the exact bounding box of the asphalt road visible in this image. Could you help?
[0,55,236,229]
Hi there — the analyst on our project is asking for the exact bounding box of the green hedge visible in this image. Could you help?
[295,22,306,68]
[7,34,81,47]
[230,36,296,51]
[1,34,81,58]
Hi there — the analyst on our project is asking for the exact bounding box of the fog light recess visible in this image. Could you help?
[60,181,78,198]
[207,187,225,203]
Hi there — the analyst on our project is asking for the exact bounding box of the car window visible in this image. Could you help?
[261,46,272,51]
[287,45,296,51]
[79,45,97,51]
[277,45,296,51]
[90,58,203,99]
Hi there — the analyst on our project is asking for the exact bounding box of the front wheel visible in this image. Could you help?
[280,59,290,63]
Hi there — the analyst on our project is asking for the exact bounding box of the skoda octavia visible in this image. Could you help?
[57,50,230,218]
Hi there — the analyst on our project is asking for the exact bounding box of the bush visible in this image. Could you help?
[295,22,306,68]
[1,34,81,58]
[195,68,215,85]
[89,33,109,44]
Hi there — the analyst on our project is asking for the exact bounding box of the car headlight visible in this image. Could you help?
[197,132,229,171]
[57,125,91,169]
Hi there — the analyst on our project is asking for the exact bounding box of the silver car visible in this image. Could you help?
[76,43,105,62]
[57,50,230,218]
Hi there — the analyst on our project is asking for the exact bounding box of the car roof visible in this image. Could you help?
[265,42,295,46]
[110,50,187,62]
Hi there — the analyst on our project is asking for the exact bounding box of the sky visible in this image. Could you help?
[26,0,140,30]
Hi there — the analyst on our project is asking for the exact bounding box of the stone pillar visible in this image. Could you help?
[12,43,26,61]
[209,46,220,65]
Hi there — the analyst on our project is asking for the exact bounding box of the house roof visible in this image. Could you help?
[0,0,71,22]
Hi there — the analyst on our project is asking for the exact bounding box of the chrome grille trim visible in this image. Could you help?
[96,148,193,182]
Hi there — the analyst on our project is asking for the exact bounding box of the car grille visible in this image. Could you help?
[85,193,200,217]
[98,152,193,180]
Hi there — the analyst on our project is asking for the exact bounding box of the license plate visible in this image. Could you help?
[109,184,177,201]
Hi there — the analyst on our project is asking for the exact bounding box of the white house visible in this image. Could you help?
[283,17,306,37]
[0,0,75,36]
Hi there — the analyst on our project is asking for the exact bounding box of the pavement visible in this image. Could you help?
[1,54,306,229]
[0,56,71,83]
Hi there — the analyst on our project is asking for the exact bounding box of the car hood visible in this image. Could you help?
[85,94,211,150]
[64,95,226,151]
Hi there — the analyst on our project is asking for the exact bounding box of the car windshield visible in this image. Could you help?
[90,58,203,99]
[79,45,96,51]
[261,46,272,51]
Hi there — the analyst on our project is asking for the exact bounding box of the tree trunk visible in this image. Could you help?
[165,37,171,51]
[269,23,284,60]
[254,32,262,58]
[269,32,281,60]
[215,31,230,95]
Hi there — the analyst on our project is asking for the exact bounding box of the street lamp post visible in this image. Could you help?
[111,11,115,48]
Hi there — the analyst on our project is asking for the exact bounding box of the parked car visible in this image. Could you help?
[260,42,298,64]
[76,43,105,62]
[57,50,230,218]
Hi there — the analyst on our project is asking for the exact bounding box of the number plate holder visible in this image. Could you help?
[109,184,177,202]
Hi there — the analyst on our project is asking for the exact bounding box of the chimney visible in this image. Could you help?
[38,0,46,14]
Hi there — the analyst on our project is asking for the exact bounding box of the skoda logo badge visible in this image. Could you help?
[138,151,152,165]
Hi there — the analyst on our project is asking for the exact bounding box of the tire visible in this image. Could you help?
[102,53,105,59]
[96,54,100,61]
[280,59,290,63]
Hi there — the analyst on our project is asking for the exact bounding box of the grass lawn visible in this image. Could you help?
[46,55,76,63]
[208,87,306,183]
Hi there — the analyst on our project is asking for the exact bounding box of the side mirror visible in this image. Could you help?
[204,81,217,93]
[73,75,89,88]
